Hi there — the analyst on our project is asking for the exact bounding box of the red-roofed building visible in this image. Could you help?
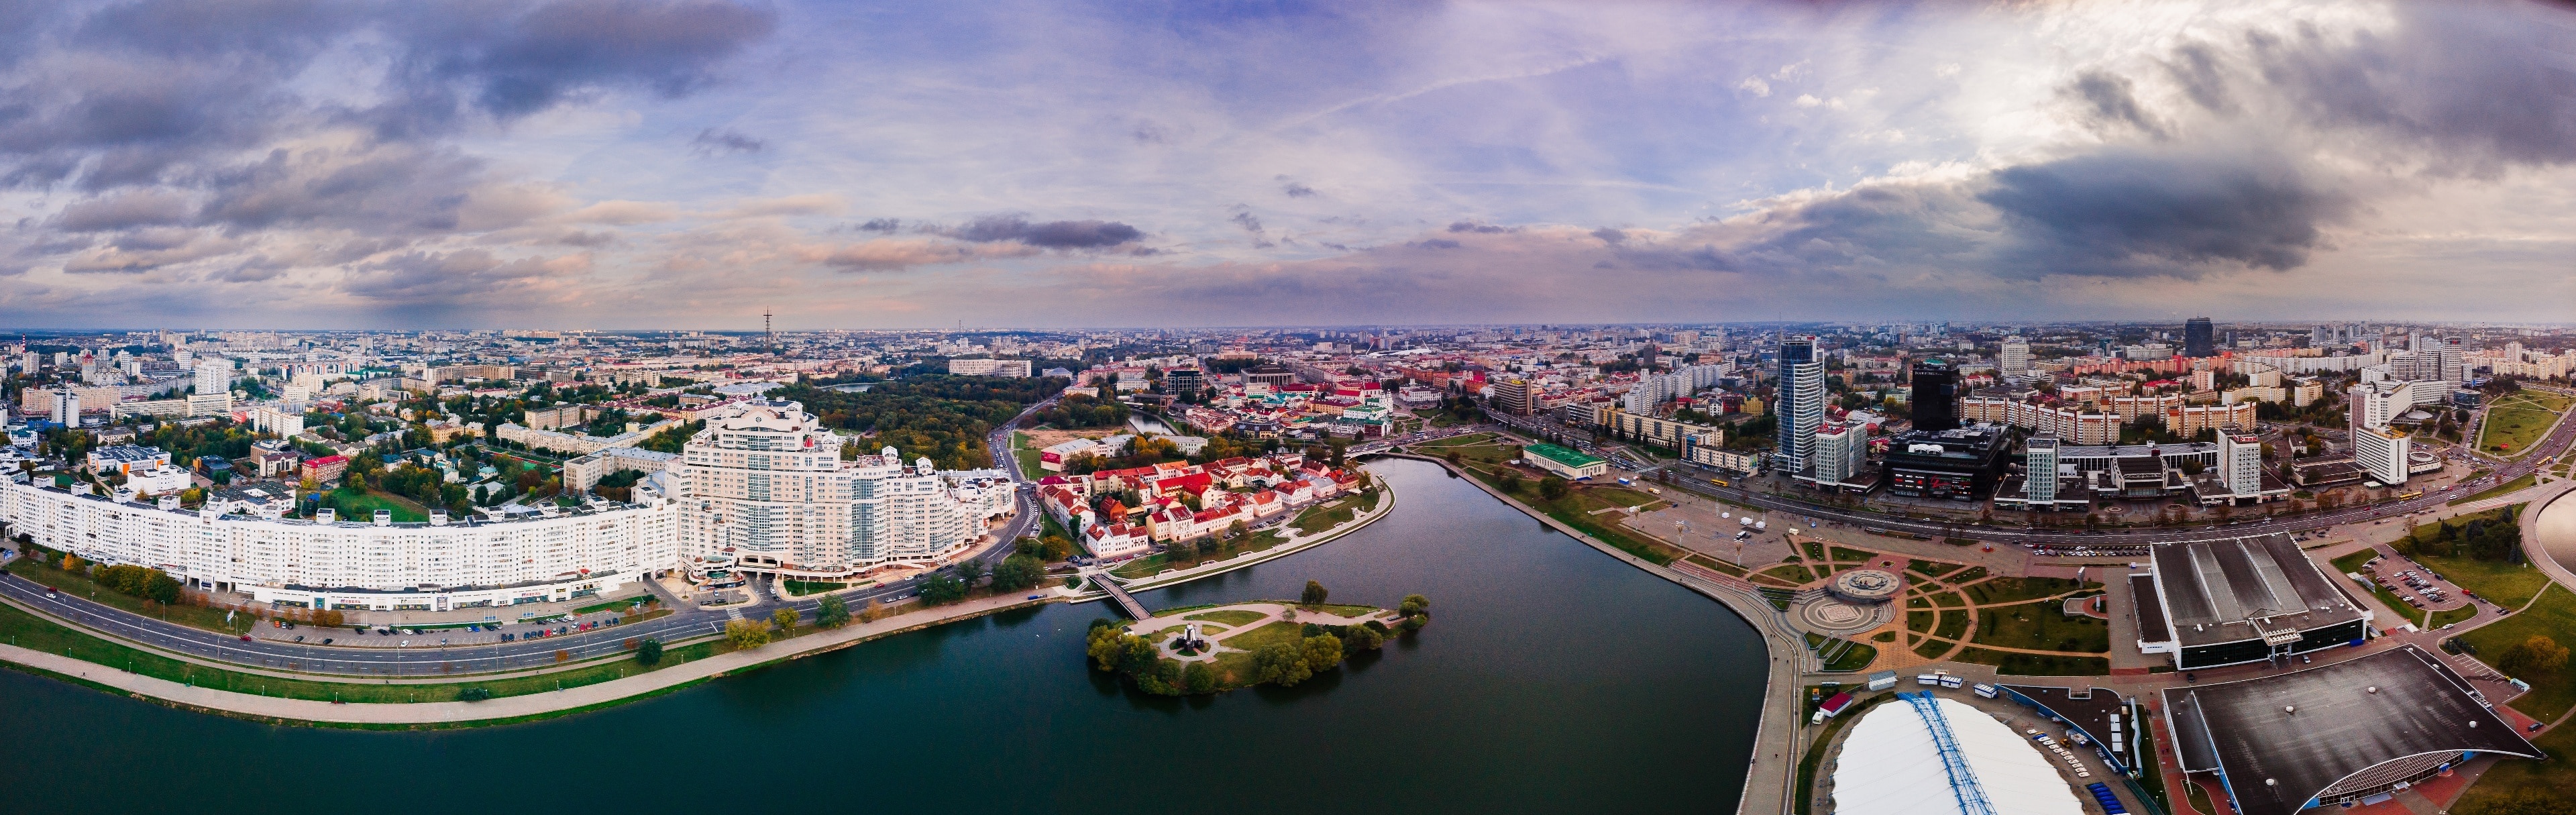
[300,455,349,484]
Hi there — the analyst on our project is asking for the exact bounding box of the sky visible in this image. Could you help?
[2,0,2573,331]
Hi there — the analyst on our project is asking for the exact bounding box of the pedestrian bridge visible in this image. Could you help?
[1085,569,1150,620]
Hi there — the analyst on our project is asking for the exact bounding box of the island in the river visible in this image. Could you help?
[1085,584,1431,695]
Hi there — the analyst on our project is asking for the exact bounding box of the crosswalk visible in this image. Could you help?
[724,608,745,621]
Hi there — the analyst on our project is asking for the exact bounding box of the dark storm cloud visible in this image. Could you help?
[933,215,1144,248]
[197,143,489,233]
[2163,42,2233,113]
[341,248,568,303]
[1275,174,1316,197]
[372,0,777,129]
[2242,3,2576,174]
[1590,227,1626,245]
[855,218,902,233]
[2061,70,2167,140]
[690,126,766,156]
[1980,152,2349,275]
[1446,221,1512,233]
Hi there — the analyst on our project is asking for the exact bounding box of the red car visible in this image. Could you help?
[239,635,252,642]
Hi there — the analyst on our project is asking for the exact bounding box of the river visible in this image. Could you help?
[0,458,1766,814]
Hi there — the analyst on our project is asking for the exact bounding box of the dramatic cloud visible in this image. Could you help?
[932,215,1144,249]
[3,0,2572,327]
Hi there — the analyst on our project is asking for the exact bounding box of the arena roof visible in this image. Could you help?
[2163,645,2538,815]
[2149,534,2366,648]
[1523,443,1602,468]
[1831,694,2087,815]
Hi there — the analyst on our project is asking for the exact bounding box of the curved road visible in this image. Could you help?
[0,394,1063,678]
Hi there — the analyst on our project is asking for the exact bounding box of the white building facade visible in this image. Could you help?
[675,400,994,581]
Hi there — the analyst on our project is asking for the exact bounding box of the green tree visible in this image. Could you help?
[991,553,1045,592]
[725,619,771,649]
[816,594,852,629]
[1300,580,1330,606]
[2469,789,2576,815]
[1538,476,1570,500]
[1253,642,1311,686]
[919,573,968,605]
[1399,594,1430,618]
[1494,467,1521,492]
[770,606,799,635]
[1301,634,1344,672]
[635,637,663,665]
[1183,661,1218,694]
[2498,635,2571,677]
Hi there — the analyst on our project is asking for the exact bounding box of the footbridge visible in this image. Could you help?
[1085,569,1150,620]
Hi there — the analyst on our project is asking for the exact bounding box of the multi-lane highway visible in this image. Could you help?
[0,393,1063,678]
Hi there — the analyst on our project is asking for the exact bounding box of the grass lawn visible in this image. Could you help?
[2458,583,2576,721]
[1945,566,1990,585]
[2452,474,2538,506]
[1951,647,2110,675]
[2427,604,2479,629]
[7,557,254,635]
[1292,499,1358,535]
[2406,547,2553,608]
[1760,563,1818,584]
[2331,549,2383,575]
[573,595,653,614]
[1929,590,1968,608]
[323,488,429,523]
[1829,546,1877,562]
[0,600,726,704]
[1908,610,1936,633]
[1964,576,2096,605]
[782,580,845,597]
[1462,465,1685,565]
[2449,714,2576,814]
[2134,716,2171,814]
[1682,554,1748,576]
[1933,610,1970,641]
[1820,639,1877,671]
[1183,610,1267,626]
[2477,392,2567,457]
[1974,606,2112,653]
[1215,620,1306,654]
[1010,431,1048,480]
[1913,639,1953,659]
[1909,561,1964,578]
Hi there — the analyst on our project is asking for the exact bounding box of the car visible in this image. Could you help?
[321,638,333,645]
[1027,594,1042,600]
[239,634,252,641]
[293,635,305,642]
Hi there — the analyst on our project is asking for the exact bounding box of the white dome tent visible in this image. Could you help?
[1830,693,2087,815]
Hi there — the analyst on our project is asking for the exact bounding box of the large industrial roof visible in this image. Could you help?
[1831,695,2086,815]
[2163,645,2538,815]
[2149,533,2366,647]
[1523,443,1602,468]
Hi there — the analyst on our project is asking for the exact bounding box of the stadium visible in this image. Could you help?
[2164,645,2538,815]
[2133,533,2372,670]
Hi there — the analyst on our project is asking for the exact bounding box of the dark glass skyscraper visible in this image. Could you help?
[1909,358,1960,432]
[2184,317,2216,358]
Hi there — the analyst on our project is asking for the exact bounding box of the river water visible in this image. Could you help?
[0,459,1765,814]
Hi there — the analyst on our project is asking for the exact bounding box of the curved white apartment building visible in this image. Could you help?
[0,479,676,612]
[676,399,992,580]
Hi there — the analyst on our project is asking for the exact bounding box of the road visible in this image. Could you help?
[0,394,1067,678]
[1460,400,2576,547]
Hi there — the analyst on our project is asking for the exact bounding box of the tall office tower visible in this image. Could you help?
[2184,317,2216,358]
[2025,437,2059,503]
[50,389,79,424]
[2218,433,2263,496]
[194,358,232,396]
[1909,358,1961,432]
[2440,337,2465,383]
[1811,423,1868,487]
[1999,335,2031,380]
[1493,378,1536,416]
[1776,337,1823,476]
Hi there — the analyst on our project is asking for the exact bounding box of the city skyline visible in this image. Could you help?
[4,0,2573,329]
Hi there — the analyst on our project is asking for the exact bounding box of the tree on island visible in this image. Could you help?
[1301,580,1330,606]
[635,637,663,665]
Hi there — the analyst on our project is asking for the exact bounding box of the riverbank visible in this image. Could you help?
[0,587,1061,728]
[1364,449,1802,815]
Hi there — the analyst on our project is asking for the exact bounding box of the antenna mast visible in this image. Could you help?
[765,308,775,354]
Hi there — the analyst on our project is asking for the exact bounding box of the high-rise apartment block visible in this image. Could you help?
[2184,317,2216,358]
[1775,337,1823,476]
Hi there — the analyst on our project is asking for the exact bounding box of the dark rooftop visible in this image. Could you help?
[2131,574,2172,645]
[2164,645,2537,815]
[2149,533,2367,648]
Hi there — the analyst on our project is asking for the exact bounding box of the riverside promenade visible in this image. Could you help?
[0,588,1058,726]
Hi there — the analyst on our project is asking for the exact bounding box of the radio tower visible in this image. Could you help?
[764,308,775,355]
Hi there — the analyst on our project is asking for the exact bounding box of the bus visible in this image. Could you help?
[1709,478,1730,487]
[2397,490,2424,500]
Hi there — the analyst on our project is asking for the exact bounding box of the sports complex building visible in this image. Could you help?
[1831,692,2091,815]
[2132,534,2373,670]
[2164,645,2538,815]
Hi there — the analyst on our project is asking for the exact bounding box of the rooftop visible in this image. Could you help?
[1523,443,1603,468]
[2148,534,2367,648]
[2164,645,2538,815]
